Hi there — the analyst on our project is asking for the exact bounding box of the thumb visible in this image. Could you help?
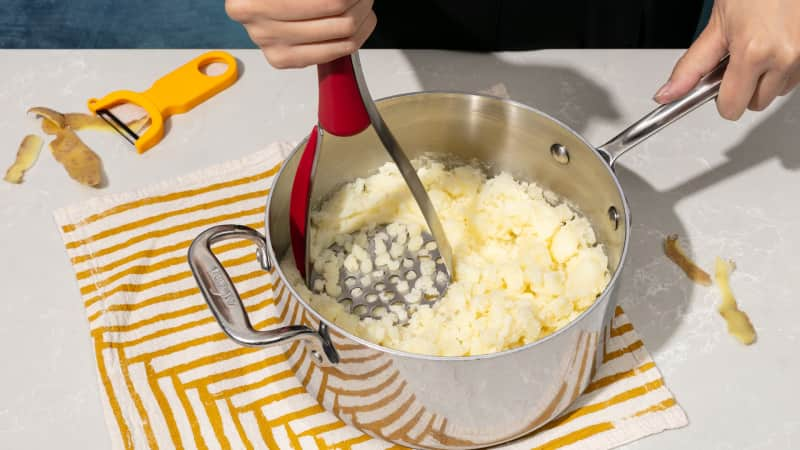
[654,22,727,104]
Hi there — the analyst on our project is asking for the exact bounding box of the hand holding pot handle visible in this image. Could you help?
[598,55,729,167]
[188,225,339,365]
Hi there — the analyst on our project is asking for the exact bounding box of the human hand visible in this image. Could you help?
[654,0,800,120]
[226,0,377,69]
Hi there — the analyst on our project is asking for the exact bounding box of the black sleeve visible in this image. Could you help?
[364,0,705,51]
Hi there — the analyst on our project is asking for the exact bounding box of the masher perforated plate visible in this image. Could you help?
[308,227,450,323]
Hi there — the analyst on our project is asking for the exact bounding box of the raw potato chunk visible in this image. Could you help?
[714,257,756,345]
[4,135,43,184]
[50,128,104,187]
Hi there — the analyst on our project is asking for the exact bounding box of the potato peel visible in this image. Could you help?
[28,107,66,129]
[664,234,712,286]
[41,119,61,135]
[50,128,103,187]
[714,257,756,345]
[4,135,43,184]
[64,113,112,132]
[31,106,149,136]
[39,112,110,135]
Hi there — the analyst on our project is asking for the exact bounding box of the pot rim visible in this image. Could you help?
[265,90,632,362]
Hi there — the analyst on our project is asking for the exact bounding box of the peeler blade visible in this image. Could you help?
[97,109,140,149]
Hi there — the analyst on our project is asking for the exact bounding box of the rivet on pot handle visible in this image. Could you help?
[597,55,729,168]
[188,225,339,366]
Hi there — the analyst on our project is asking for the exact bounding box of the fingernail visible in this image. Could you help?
[654,81,672,102]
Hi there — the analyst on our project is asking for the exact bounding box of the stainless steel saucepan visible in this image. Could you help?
[188,55,728,449]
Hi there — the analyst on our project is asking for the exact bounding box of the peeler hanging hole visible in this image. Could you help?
[199,60,229,77]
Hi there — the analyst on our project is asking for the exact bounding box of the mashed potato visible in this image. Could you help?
[283,159,610,356]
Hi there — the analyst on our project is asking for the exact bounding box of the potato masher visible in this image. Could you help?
[289,53,453,321]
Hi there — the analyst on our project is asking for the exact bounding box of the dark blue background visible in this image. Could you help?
[0,0,255,48]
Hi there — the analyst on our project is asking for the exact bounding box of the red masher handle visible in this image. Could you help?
[290,55,372,277]
[317,55,371,136]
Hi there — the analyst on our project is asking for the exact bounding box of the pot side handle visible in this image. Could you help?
[597,55,729,167]
[188,224,339,366]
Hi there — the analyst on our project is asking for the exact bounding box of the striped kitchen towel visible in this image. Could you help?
[54,141,688,450]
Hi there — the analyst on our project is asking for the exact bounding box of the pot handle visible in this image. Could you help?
[597,55,729,167]
[188,224,339,366]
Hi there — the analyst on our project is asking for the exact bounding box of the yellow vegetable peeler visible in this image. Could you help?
[88,50,238,153]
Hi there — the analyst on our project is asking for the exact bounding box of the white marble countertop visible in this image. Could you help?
[1,49,798,449]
